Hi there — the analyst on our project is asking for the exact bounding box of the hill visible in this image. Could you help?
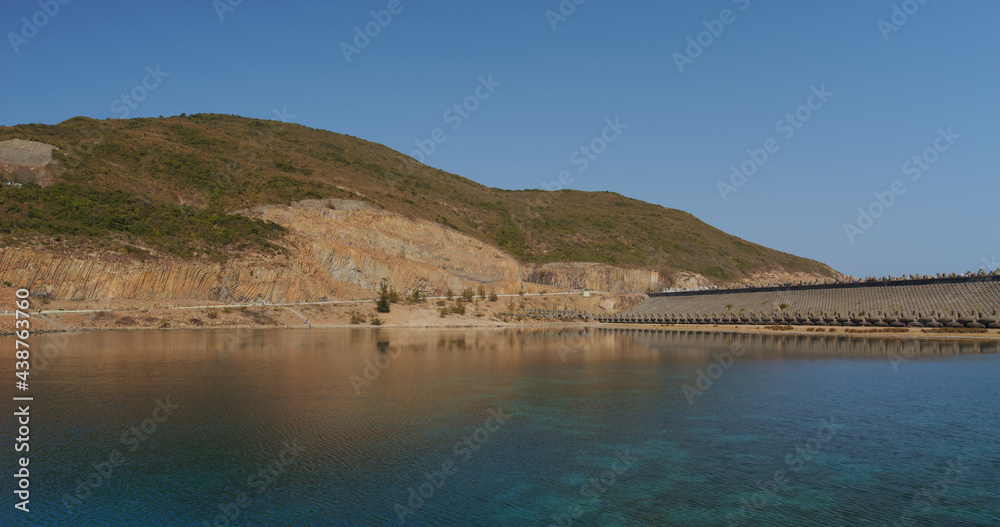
[0,114,837,287]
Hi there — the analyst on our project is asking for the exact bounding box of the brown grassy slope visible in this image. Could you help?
[0,114,836,283]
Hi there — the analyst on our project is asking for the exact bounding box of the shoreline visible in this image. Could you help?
[7,319,999,342]
[3,290,996,342]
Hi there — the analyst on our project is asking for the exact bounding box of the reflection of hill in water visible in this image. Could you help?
[78,327,995,365]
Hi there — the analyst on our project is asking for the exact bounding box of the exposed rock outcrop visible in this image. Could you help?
[523,262,660,293]
[0,139,55,166]
[0,201,835,303]
[0,139,57,186]
[0,248,350,303]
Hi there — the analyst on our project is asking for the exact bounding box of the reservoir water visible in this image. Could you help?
[2,328,998,526]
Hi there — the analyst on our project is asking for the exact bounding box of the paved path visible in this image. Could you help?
[0,291,615,316]
[35,313,70,331]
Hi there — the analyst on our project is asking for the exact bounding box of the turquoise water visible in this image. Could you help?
[1,328,997,526]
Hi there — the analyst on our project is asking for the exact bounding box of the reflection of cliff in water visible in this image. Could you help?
[77,327,995,364]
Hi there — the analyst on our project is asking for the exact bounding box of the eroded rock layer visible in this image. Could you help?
[1,201,834,302]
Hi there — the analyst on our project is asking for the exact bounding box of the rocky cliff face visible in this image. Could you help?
[0,247,350,303]
[523,262,660,294]
[254,203,524,296]
[0,139,56,185]
[0,200,832,303]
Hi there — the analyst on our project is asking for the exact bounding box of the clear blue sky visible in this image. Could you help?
[3,0,997,278]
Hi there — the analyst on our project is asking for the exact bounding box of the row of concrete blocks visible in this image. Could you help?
[592,312,1000,328]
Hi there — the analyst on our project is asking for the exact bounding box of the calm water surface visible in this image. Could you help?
[1,328,998,526]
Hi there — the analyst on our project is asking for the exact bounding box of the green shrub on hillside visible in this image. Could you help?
[375,279,392,313]
[0,183,284,259]
[0,115,838,283]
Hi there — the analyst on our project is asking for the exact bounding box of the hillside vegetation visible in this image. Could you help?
[0,114,835,283]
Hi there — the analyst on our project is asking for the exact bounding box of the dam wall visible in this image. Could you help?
[604,274,1000,328]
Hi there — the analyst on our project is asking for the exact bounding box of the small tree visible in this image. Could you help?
[477,285,486,299]
[376,278,391,313]
[445,289,455,301]
[461,287,475,302]
[488,290,498,302]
